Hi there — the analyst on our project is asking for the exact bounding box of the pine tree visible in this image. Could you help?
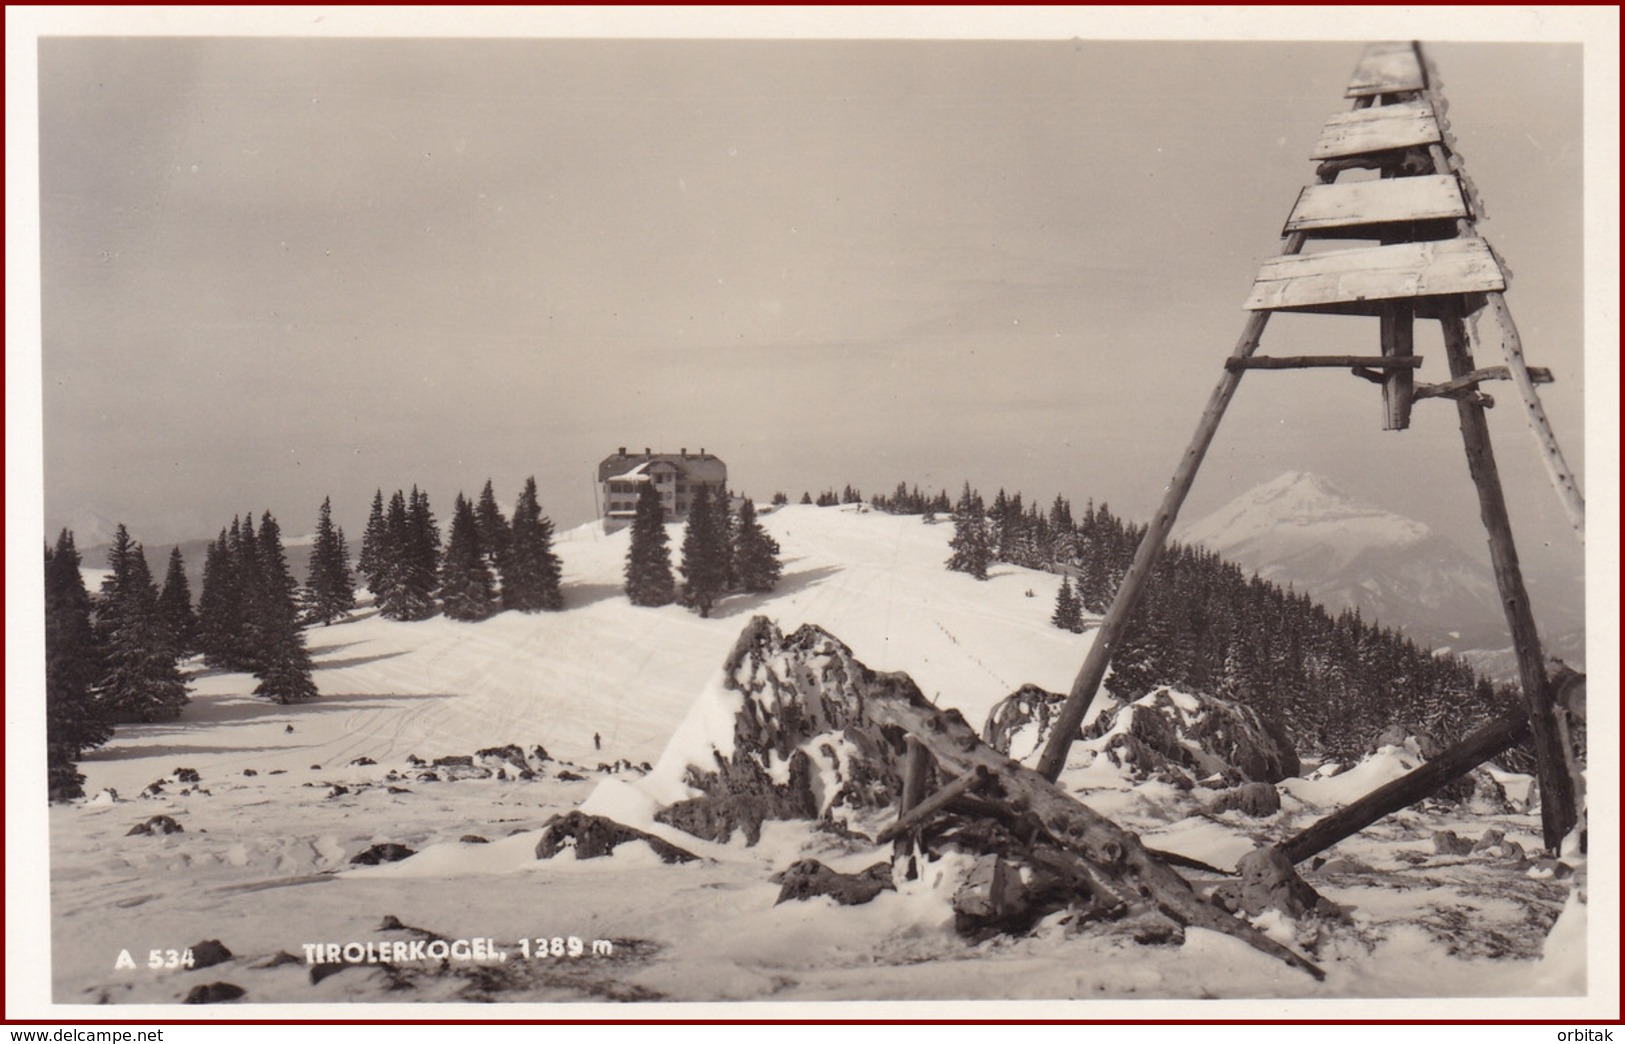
[234,513,265,670]
[734,498,783,593]
[625,481,675,607]
[475,479,511,575]
[195,530,240,668]
[679,483,728,617]
[374,491,409,616]
[772,491,789,506]
[358,489,388,597]
[157,545,196,655]
[405,486,442,616]
[799,492,813,505]
[377,489,438,620]
[946,482,991,580]
[45,530,111,800]
[303,496,356,625]
[504,476,564,612]
[95,526,190,723]
[1105,609,1160,702]
[1051,576,1083,633]
[712,488,737,592]
[439,493,497,621]
[252,512,319,704]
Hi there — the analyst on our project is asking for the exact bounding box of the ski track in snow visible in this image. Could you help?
[50,506,1586,1010]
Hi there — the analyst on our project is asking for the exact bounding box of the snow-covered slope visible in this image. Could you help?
[77,504,1093,797]
[46,504,1587,1010]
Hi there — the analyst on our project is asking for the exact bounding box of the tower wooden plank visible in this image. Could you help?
[1312,101,1441,159]
[1345,42,1425,96]
[1284,175,1466,235]
[1245,238,1504,312]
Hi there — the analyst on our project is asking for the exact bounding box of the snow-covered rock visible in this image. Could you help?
[1080,687,1300,787]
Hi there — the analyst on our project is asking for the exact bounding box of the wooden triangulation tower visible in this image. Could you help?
[1035,42,1585,853]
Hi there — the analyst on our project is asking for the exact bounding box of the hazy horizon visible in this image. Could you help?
[23,28,1596,613]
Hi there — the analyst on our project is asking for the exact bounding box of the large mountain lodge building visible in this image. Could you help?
[598,447,727,533]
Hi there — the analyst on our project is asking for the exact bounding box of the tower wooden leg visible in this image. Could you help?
[1439,308,1579,851]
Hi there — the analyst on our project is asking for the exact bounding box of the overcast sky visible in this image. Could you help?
[12,11,1612,618]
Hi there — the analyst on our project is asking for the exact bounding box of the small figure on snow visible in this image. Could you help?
[593,732,601,751]
[285,724,295,734]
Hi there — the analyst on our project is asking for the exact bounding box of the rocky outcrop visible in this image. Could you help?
[189,939,233,969]
[652,618,935,845]
[1431,830,1475,856]
[981,684,1074,762]
[1212,847,1326,919]
[127,815,184,836]
[772,859,894,906]
[534,811,698,864]
[349,843,416,865]
[183,982,244,1004]
[1083,688,1299,787]
[1210,781,1282,818]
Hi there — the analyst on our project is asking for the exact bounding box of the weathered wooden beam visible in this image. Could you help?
[1414,365,1551,399]
[1244,238,1504,314]
[1414,385,1495,408]
[1275,707,1529,865]
[1312,100,1440,160]
[900,736,930,814]
[1380,304,1416,430]
[1284,174,1465,237]
[1471,293,1586,543]
[1440,310,1579,850]
[876,765,988,845]
[1345,41,1425,97]
[865,692,1325,980]
[1226,354,1423,371]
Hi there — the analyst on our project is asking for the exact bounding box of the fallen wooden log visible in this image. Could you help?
[876,765,988,845]
[858,676,1326,981]
[900,736,931,814]
[1274,707,1530,865]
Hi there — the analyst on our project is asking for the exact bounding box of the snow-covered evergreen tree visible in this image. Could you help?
[503,476,563,612]
[251,512,318,704]
[438,493,497,621]
[358,489,388,597]
[377,489,437,620]
[733,498,783,593]
[94,526,189,723]
[1051,576,1083,633]
[474,479,511,576]
[712,488,737,592]
[679,484,728,617]
[195,529,240,668]
[233,513,266,670]
[303,496,356,625]
[625,481,675,607]
[45,530,111,800]
[156,545,196,655]
[946,482,991,580]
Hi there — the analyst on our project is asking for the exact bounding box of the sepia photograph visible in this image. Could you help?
[7,7,1617,1023]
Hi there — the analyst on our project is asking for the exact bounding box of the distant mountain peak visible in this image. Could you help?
[1179,471,1431,565]
[1175,472,1501,650]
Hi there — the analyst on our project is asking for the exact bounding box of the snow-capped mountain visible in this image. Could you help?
[45,507,121,550]
[1177,472,1505,650]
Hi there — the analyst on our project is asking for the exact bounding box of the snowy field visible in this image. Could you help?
[48,506,1592,1014]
